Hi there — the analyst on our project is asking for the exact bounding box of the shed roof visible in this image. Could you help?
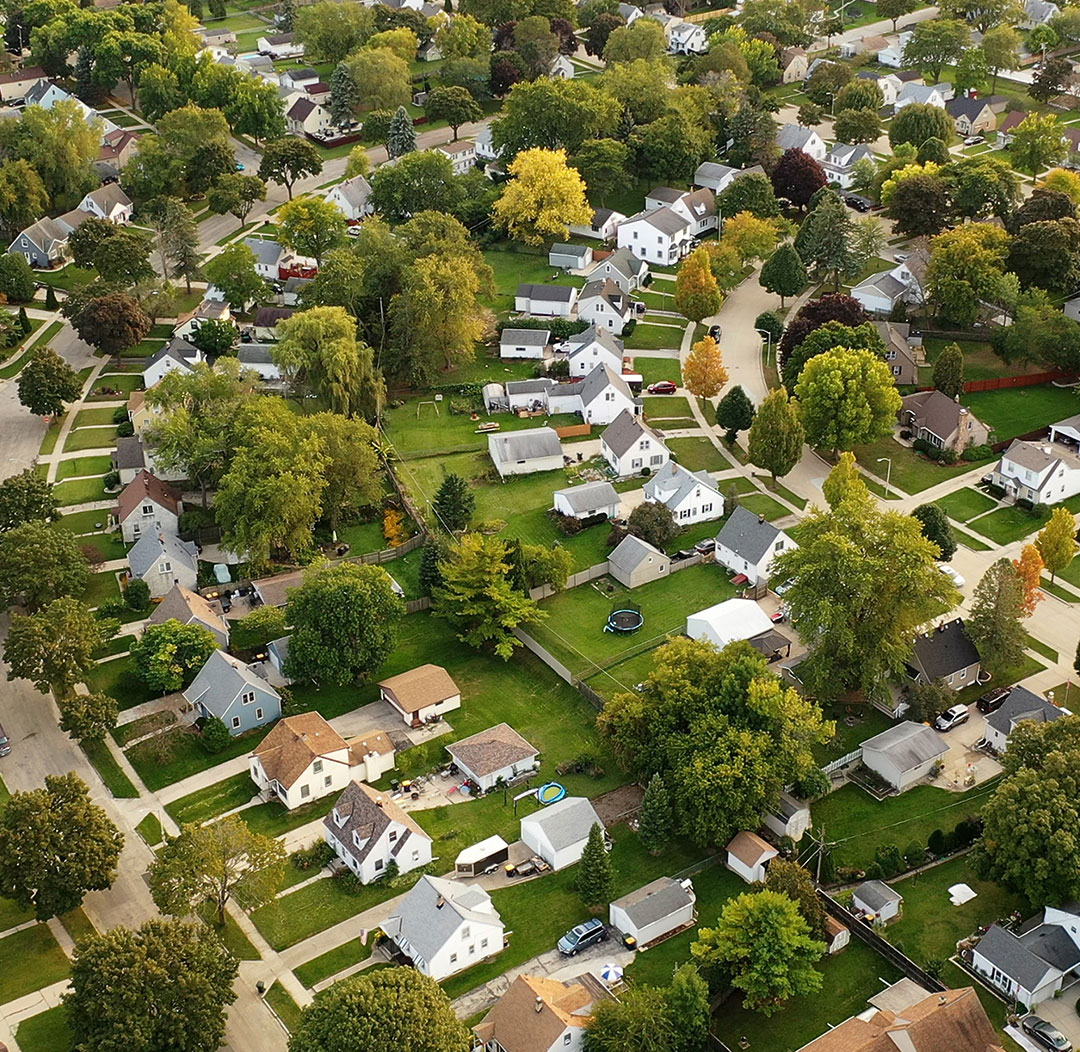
[489,427,563,464]
[553,480,619,515]
[379,664,460,713]
[726,830,777,867]
[446,723,538,778]
[611,876,694,928]
[860,721,947,772]
[608,533,666,574]
[854,879,903,912]
[521,796,602,852]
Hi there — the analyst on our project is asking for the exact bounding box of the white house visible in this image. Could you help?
[686,597,774,650]
[552,480,620,521]
[853,880,904,922]
[572,365,639,425]
[127,531,199,598]
[725,831,777,884]
[279,66,320,93]
[184,649,282,735]
[822,143,874,189]
[446,723,539,791]
[851,251,927,315]
[665,187,718,235]
[0,66,48,103]
[236,345,283,383]
[324,780,434,884]
[488,427,565,477]
[616,1,642,22]
[763,792,812,843]
[116,470,181,544]
[379,664,461,727]
[258,32,304,58]
[499,327,550,360]
[693,161,744,192]
[286,96,334,139]
[250,712,354,809]
[616,207,693,265]
[667,19,707,53]
[1022,0,1060,27]
[521,796,603,871]
[600,409,669,477]
[714,506,794,587]
[436,139,476,175]
[588,247,648,292]
[244,236,293,281]
[78,183,133,224]
[143,340,204,389]
[146,584,229,648]
[982,686,1070,754]
[643,461,723,524]
[775,124,827,162]
[549,53,576,78]
[569,207,626,242]
[991,433,1080,506]
[514,283,579,317]
[895,82,946,110]
[577,278,633,335]
[382,874,504,980]
[173,299,232,342]
[324,175,373,221]
[564,325,624,377]
[609,877,696,947]
[860,721,948,792]
[25,80,118,142]
[877,32,912,67]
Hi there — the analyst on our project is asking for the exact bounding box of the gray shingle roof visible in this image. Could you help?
[608,533,665,574]
[112,436,147,471]
[184,649,277,717]
[516,283,577,303]
[947,96,990,120]
[566,325,624,361]
[580,364,632,407]
[854,880,902,912]
[910,619,980,680]
[384,875,500,963]
[145,340,199,373]
[330,174,371,210]
[506,378,554,396]
[601,409,660,458]
[1020,922,1080,972]
[243,237,284,267]
[550,243,591,259]
[489,427,562,464]
[612,877,693,928]
[976,923,1059,991]
[446,723,538,778]
[715,505,783,564]
[237,344,275,366]
[553,480,619,515]
[500,328,550,347]
[127,531,198,579]
[860,721,948,772]
[621,206,689,238]
[985,685,1067,738]
[643,461,719,510]
[521,796,602,852]
[776,124,818,152]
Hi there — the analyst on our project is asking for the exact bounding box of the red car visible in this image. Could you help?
[647,380,677,394]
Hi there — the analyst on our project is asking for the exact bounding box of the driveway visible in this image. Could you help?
[1014,986,1080,1051]
[933,708,1002,789]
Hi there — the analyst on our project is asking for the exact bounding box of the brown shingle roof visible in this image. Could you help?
[446,723,538,778]
[253,712,349,789]
[347,730,395,764]
[116,470,181,522]
[324,780,429,864]
[726,830,776,867]
[147,584,227,636]
[379,664,459,713]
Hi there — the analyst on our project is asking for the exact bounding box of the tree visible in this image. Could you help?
[835,79,884,113]
[423,85,482,143]
[680,335,727,400]
[693,890,825,1014]
[771,148,827,209]
[576,821,613,907]
[932,342,965,399]
[902,19,969,82]
[885,171,950,238]
[804,61,852,107]
[946,155,1020,220]
[0,469,57,531]
[994,290,1080,373]
[387,104,417,158]
[954,47,989,96]
[967,559,1026,680]
[1013,544,1045,617]
[0,522,89,611]
[628,111,712,186]
[1029,56,1073,104]
[876,0,919,29]
[491,78,621,158]
[189,318,237,359]
[344,145,371,180]
[1036,505,1078,584]
[155,198,202,294]
[670,248,719,324]
[627,500,678,550]
[56,691,117,745]
[434,533,544,659]
[749,390,804,480]
[585,11,624,56]
[277,196,347,267]
[797,102,824,127]
[759,244,807,307]
[0,159,48,243]
[1008,217,1080,290]
[833,107,883,145]
[258,137,322,200]
[149,815,284,927]
[370,150,461,222]
[94,228,156,287]
[569,139,630,206]
[203,243,267,311]
[981,24,1021,92]
[16,346,81,419]
[719,171,779,220]
[432,473,475,532]
[820,451,864,509]
[889,102,953,150]
[65,918,238,1052]
[0,772,122,920]
[129,619,219,694]
[764,859,827,937]
[369,26,419,63]
[603,17,666,63]
[5,598,112,698]
[288,967,470,1052]
[10,99,101,202]
[926,224,1017,328]
[722,211,782,265]
[637,773,672,854]
[796,194,856,291]
[285,562,404,685]
[295,0,376,63]
[73,294,151,355]
[208,172,267,228]
[585,984,676,1052]
[716,385,755,444]
[0,253,35,303]
[492,146,591,246]
[1011,113,1067,177]
[912,503,957,560]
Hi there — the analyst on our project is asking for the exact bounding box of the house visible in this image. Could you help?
[489,428,564,478]
[990,435,1080,506]
[520,796,604,870]
[645,186,717,235]
[824,916,850,954]
[126,390,160,435]
[251,306,292,342]
[0,67,48,102]
[609,877,696,947]
[821,143,874,189]
[725,830,777,884]
[185,649,282,735]
[895,82,946,110]
[643,461,723,524]
[446,723,539,791]
[616,1,642,22]
[588,247,648,292]
[96,129,140,178]
[552,480,620,521]
[569,207,627,242]
[143,339,204,389]
[607,533,670,588]
[906,619,981,690]
[111,435,148,485]
[564,325,624,377]
[970,905,1080,1008]
[666,19,707,54]
[852,252,927,315]
[775,124,827,162]
[236,345,283,383]
[900,390,990,452]
[506,377,555,412]
[474,125,503,163]
[324,780,434,884]
[499,328,550,360]
[418,38,442,61]
[852,880,904,922]
[24,81,118,142]
[577,278,632,335]
[9,217,75,268]
[549,244,593,271]
[947,96,997,135]
[279,66,320,92]
[200,27,237,46]
[116,470,181,543]
[693,161,744,192]
[551,365,639,426]
[436,139,476,175]
[780,47,808,83]
[78,183,132,224]
[324,175,373,222]
[877,32,912,68]
[174,299,232,342]
[473,973,614,1052]
[258,32,304,58]
[146,584,229,648]
[876,320,923,384]
[601,410,669,477]
[687,598,774,650]
[127,531,198,598]
[383,874,503,980]
[250,712,354,809]
[549,52,576,78]
[616,207,693,266]
[856,70,900,107]
[286,96,334,139]
[1022,0,1060,27]
[379,664,461,727]
[763,791,812,842]
[244,237,291,281]
[714,506,794,587]
[997,110,1029,147]
[514,284,579,318]
[982,685,1069,753]
[860,721,948,792]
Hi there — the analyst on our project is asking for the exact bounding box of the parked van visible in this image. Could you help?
[0,722,10,757]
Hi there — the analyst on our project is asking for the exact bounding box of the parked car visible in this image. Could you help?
[939,565,965,588]
[0,721,9,757]
[557,918,607,956]
[893,252,909,262]
[647,380,677,394]
[1021,1017,1071,1051]
[977,686,1012,714]
[694,538,715,555]
[964,135,985,146]
[708,324,722,341]
[234,162,246,171]
[934,704,970,732]
[843,194,871,212]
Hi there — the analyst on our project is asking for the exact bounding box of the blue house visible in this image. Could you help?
[184,650,281,736]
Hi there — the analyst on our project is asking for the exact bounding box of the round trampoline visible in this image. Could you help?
[606,603,644,634]
[537,782,567,805]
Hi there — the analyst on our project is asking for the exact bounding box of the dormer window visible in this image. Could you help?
[388,830,397,841]
[160,561,171,573]
[241,691,255,705]
[142,503,154,515]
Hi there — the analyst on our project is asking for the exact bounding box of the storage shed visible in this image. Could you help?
[521,796,603,871]
[607,534,669,588]
[825,916,850,954]
[725,831,777,884]
[549,243,594,270]
[860,721,948,792]
[763,791,812,843]
[609,876,696,948]
[852,879,903,923]
[446,723,539,791]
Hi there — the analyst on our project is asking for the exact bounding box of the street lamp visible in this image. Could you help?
[754,327,774,367]
[876,457,892,497]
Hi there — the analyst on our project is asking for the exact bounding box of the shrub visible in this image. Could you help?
[872,843,904,878]
[939,447,958,465]
[985,482,1006,499]
[334,870,364,895]
[545,358,570,378]
[622,318,637,336]
[927,829,947,856]
[112,407,129,424]
[116,421,134,437]
[201,716,231,754]
[904,840,927,868]
[96,598,128,620]
[124,578,150,612]
[103,470,120,489]
[754,309,785,343]
[382,508,408,546]
[964,443,993,461]
[791,767,830,799]
[291,842,335,871]
[952,816,982,848]
[178,506,217,540]
[496,316,588,340]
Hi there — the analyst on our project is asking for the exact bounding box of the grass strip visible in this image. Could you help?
[82,740,139,798]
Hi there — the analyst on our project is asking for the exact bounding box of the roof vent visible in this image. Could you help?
[759,514,766,523]
[535,997,544,1013]
[436,895,445,909]
[1044,446,1053,455]
[938,995,947,1006]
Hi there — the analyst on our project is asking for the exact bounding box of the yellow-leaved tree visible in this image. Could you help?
[683,336,728,399]
[491,147,592,246]
[673,246,722,322]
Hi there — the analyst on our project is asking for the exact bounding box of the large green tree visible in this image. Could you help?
[72,293,151,355]
[912,502,957,560]
[432,473,475,532]
[17,346,81,418]
[966,559,1026,680]
[748,389,804,480]
[1036,505,1078,584]
[1011,113,1068,177]
[0,521,89,610]
[759,244,807,308]
[129,619,219,693]
[294,0,376,63]
[764,860,827,938]
[781,320,885,391]
[203,242,267,310]
[795,194,856,292]
[58,690,119,744]
[259,137,323,200]
[0,469,58,531]
[277,195,347,266]
[932,342,965,398]
[889,102,953,150]
[901,19,969,82]
[576,822,614,907]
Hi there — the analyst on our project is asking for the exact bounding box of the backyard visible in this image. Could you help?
[962,384,1080,443]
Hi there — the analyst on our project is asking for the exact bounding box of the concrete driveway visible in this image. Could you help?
[1017,984,1080,1050]
[933,707,1002,789]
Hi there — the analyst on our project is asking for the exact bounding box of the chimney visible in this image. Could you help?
[535,997,544,1013]
[938,995,947,1006]
[376,798,383,809]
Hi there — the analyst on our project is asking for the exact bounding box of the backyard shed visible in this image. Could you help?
[499,328,550,360]
[379,664,461,727]
[852,880,903,922]
[686,598,773,651]
[445,723,539,791]
[763,791,812,842]
[860,721,948,792]
[552,481,620,521]
[825,916,850,954]
[607,534,669,588]
[488,428,564,478]
[549,243,593,270]
[725,831,777,884]
[520,796,603,871]
[482,383,505,412]
[455,835,511,877]
[609,876,696,947]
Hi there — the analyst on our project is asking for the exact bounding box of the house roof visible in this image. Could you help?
[328,174,371,210]
[828,143,873,168]
[910,618,980,680]
[13,216,69,253]
[975,923,1060,992]
[446,723,538,778]
[379,664,460,713]
[516,283,577,303]
[325,780,429,865]
[243,237,285,267]
[287,66,319,81]
[566,324,624,360]
[608,533,666,574]
[237,344,275,366]
[579,278,628,315]
[1001,438,1080,476]
[54,209,95,233]
[984,685,1068,738]
[727,830,776,867]
[594,247,648,283]
[694,161,738,184]
[500,328,550,347]
[347,730,395,764]
[146,584,228,636]
[116,470,180,522]
[612,876,694,928]
[898,82,942,104]
[384,874,500,962]
[1019,920,1080,973]
[521,796,602,851]
[112,435,147,471]
[287,97,316,122]
[643,461,719,509]
[253,306,293,328]
[860,721,948,772]
[854,270,908,302]
[621,205,689,238]
[553,480,619,515]
[84,182,131,213]
[825,915,848,940]
[715,505,783,564]
[506,377,554,396]
[184,649,278,716]
[254,712,349,789]
[776,123,820,152]
[999,110,1027,134]
[648,186,684,204]
[901,390,979,442]
[0,66,45,85]
[145,339,199,373]
[489,427,563,465]
[252,568,303,607]
[680,187,715,218]
[263,31,296,43]
[947,96,992,120]
[551,242,591,259]
[854,879,903,912]
[601,409,662,458]
[127,530,197,580]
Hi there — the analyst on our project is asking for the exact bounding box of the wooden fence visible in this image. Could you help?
[554,422,591,439]
[962,371,1068,392]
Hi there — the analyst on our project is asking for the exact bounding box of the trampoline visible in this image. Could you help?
[537,782,567,805]
[605,602,644,634]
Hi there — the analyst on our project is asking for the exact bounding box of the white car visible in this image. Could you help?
[964,135,985,146]
[935,704,970,731]
[940,565,965,588]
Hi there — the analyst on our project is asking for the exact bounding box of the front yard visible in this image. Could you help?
[853,438,992,495]
[962,384,1080,443]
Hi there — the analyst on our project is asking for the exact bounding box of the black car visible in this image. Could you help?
[1020,1016,1071,1051]
[708,324,722,341]
[976,686,1011,714]
[843,194,872,212]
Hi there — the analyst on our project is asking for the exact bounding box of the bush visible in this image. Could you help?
[334,869,365,895]
[622,318,637,336]
[985,482,1006,499]
[96,598,129,620]
[927,828,947,856]
[904,840,927,868]
[872,843,904,878]
[939,447,958,466]
[112,407,129,424]
[124,578,150,612]
[178,506,216,540]
[952,816,982,848]
[496,316,588,340]
[964,443,993,461]
[103,470,120,490]
[201,716,231,754]
[116,421,134,437]
[755,310,785,344]
[291,842,336,871]
[545,358,570,378]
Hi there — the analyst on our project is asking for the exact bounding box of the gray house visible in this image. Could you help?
[184,650,282,735]
[8,216,72,267]
[906,618,981,692]
[146,584,229,647]
[548,243,593,270]
[112,436,149,486]
[983,686,1069,753]
[607,533,669,588]
[127,531,199,598]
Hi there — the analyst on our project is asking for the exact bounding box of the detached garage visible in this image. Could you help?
[521,796,603,871]
[610,876,696,948]
[687,598,773,651]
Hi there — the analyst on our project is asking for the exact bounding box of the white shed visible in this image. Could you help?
[609,876,696,948]
[852,880,903,923]
[825,916,850,954]
[762,791,812,843]
[725,831,777,884]
[499,328,550,360]
[552,481,620,521]
[860,721,948,792]
[520,796,603,871]
[446,723,539,792]
[686,598,774,651]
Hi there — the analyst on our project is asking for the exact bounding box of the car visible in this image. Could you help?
[843,194,871,212]
[893,252,909,263]
[0,721,9,757]
[977,686,1012,714]
[647,380,677,394]
[1021,1016,1072,1051]
[345,225,363,237]
[234,162,246,171]
[557,918,607,956]
[940,565,965,588]
[708,324,722,341]
[964,135,985,146]
[934,704,970,732]
[694,538,716,555]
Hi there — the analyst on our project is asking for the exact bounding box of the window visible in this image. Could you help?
[255,708,263,720]
[632,458,642,469]
[324,775,332,787]
[632,231,638,240]
[142,503,154,515]
[242,691,255,705]
[132,523,140,535]
[374,858,383,870]
[313,760,323,773]
[160,561,171,573]
[701,503,712,513]
[300,784,310,799]
[412,849,420,860]
[564,1036,572,1046]
[680,509,690,520]
[469,944,476,955]
[481,938,488,949]
[461,925,470,938]
[650,454,663,465]
[231,716,241,729]
[389,830,397,842]
[449,953,457,964]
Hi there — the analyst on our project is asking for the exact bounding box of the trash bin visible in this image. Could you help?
[622,934,637,951]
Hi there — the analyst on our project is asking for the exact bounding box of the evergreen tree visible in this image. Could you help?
[432,473,475,532]
[329,62,361,129]
[715,384,755,443]
[387,106,417,159]
[759,244,808,307]
[278,0,295,30]
[797,194,857,291]
[576,822,613,908]
[44,285,58,311]
[967,558,1026,680]
[912,502,957,560]
[637,773,672,855]
[932,342,965,399]
[755,310,785,344]
[419,540,445,597]
[748,389,804,479]
[17,307,30,336]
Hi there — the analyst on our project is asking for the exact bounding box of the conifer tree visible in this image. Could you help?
[637,773,672,855]
[576,822,613,908]
[387,106,417,159]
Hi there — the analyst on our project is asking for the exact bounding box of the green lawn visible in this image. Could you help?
[1022,630,1057,663]
[62,426,116,454]
[962,384,1080,443]
[79,570,121,610]
[15,1006,72,1052]
[969,504,1051,545]
[58,907,95,948]
[88,373,142,400]
[54,476,109,506]
[1041,576,1079,602]
[72,407,121,428]
[195,903,261,961]
[333,519,388,557]
[83,653,156,708]
[667,437,726,472]
[0,924,70,1002]
[39,415,65,455]
[642,395,694,421]
[127,724,266,792]
[854,439,993,495]
[241,789,345,840]
[632,357,681,387]
[920,337,1041,383]
[480,246,573,314]
[936,488,998,523]
[623,324,685,351]
[55,455,112,482]
[293,937,375,988]
[39,265,95,292]
[812,704,894,766]
[1052,551,1080,589]
[265,982,303,1032]
[0,894,33,932]
[740,492,792,522]
[953,654,1044,706]
[82,739,139,798]
[165,773,256,825]
[136,813,163,847]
